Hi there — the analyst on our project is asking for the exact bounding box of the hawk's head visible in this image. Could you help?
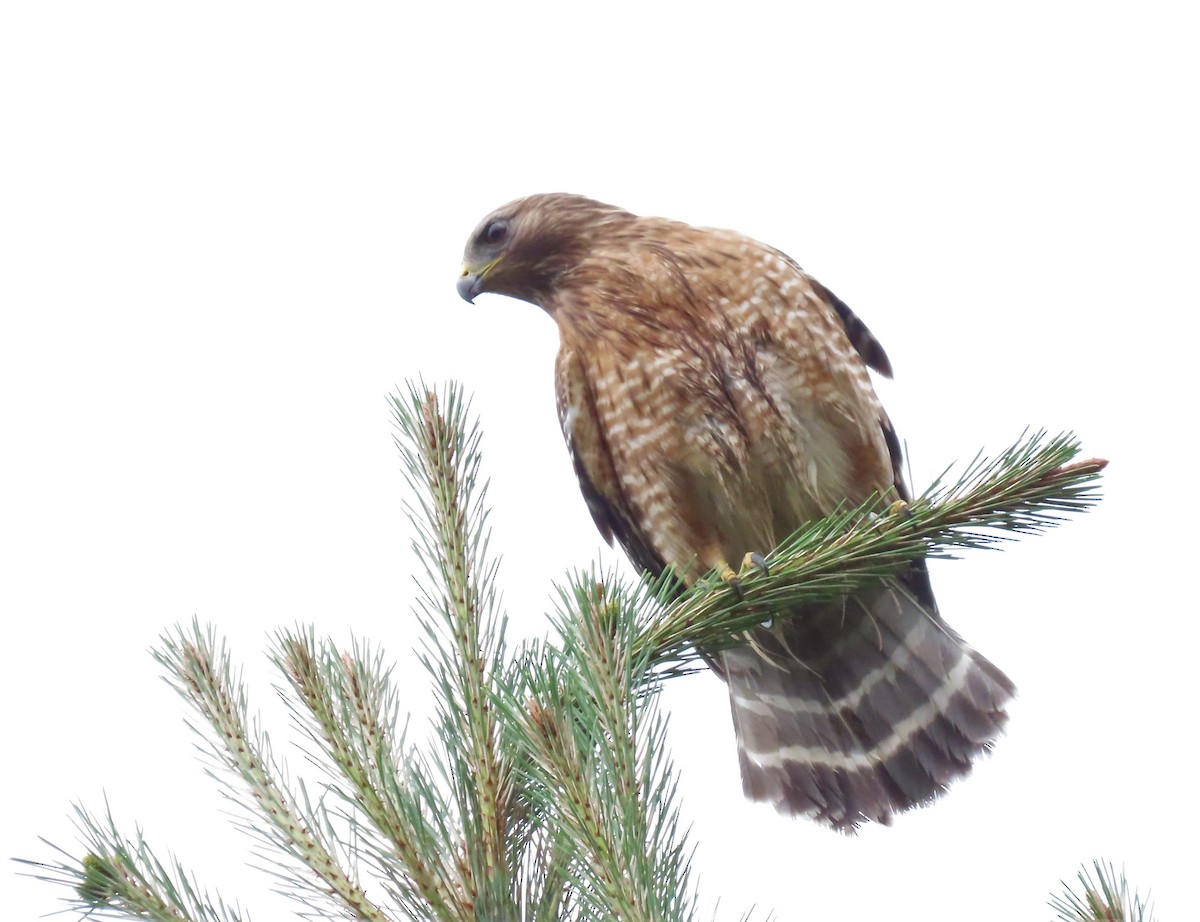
[457,193,636,309]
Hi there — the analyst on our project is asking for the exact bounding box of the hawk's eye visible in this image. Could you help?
[482,219,509,246]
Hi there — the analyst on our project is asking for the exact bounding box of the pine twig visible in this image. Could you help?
[1050,859,1155,922]
[508,577,696,922]
[391,382,525,918]
[18,800,245,922]
[157,622,389,921]
[641,430,1107,673]
[272,628,461,920]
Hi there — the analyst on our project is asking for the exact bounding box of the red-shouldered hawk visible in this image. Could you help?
[457,193,1013,831]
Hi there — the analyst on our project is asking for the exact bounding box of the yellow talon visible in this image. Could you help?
[711,561,744,600]
[714,553,769,601]
[889,499,912,518]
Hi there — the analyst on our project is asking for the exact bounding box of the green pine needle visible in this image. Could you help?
[1050,859,1155,922]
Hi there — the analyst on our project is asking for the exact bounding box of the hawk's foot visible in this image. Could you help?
[739,552,773,627]
[715,552,770,601]
[716,562,745,600]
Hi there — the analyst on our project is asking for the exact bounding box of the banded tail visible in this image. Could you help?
[721,567,1014,831]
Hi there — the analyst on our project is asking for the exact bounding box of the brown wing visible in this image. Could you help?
[555,344,667,578]
[811,278,894,379]
[772,248,894,378]
[814,279,940,611]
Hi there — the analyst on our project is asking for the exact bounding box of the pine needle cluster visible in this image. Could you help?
[20,381,1135,921]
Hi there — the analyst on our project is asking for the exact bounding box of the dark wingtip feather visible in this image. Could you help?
[812,280,894,378]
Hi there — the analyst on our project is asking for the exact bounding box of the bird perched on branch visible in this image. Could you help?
[457,193,1013,831]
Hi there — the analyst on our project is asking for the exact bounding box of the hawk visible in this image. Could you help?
[457,193,1014,831]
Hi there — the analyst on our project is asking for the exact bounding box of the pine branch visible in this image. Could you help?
[640,430,1107,675]
[19,800,246,922]
[505,577,696,922]
[271,628,462,919]
[390,382,524,918]
[26,379,1119,922]
[393,382,700,921]
[156,622,390,921]
[1050,860,1155,922]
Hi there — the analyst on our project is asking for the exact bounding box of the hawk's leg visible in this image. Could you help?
[713,552,771,601]
[715,560,743,598]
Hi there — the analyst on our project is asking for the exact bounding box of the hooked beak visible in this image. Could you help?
[457,265,485,303]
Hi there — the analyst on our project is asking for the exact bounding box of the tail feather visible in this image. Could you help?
[721,572,1014,831]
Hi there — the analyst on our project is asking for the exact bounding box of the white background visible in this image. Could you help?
[2,2,1196,919]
